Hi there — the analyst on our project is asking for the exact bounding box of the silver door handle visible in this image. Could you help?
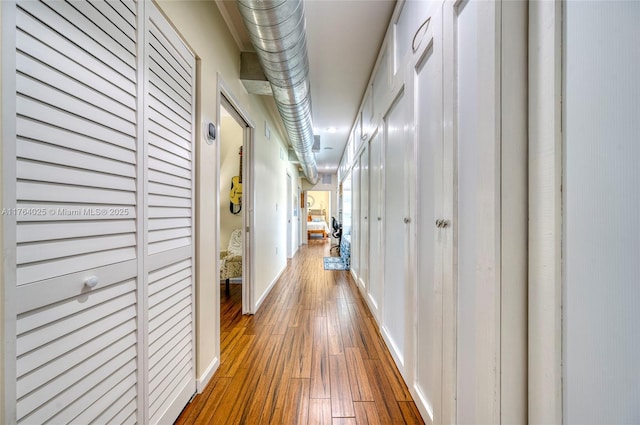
[435,219,450,228]
[404,217,411,224]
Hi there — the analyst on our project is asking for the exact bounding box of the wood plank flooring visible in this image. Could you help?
[176,241,425,425]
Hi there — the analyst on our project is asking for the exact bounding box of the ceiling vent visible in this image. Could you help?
[240,52,272,95]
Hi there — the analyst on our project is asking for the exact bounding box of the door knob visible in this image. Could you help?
[404,217,411,224]
[435,219,449,228]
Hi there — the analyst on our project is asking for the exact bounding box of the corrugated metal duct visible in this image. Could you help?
[238,0,320,184]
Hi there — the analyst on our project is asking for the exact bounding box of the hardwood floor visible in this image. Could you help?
[176,241,425,425]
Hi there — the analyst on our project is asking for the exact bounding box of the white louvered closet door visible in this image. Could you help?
[11,0,140,423]
[143,5,196,425]
[4,1,195,424]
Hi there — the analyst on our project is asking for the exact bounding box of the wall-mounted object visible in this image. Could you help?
[204,121,216,144]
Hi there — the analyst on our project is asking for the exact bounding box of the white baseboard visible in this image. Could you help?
[254,263,286,312]
[412,384,434,424]
[350,269,358,282]
[380,325,405,374]
[196,356,219,393]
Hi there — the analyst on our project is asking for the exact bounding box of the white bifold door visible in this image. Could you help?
[3,1,196,423]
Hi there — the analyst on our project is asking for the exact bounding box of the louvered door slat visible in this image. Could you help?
[17,3,136,86]
[17,329,137,397]
[148,120,191,151]
[16,30,136,109]
[17,139,136,177]
[149,181,191,198]
[149,156,190,179]
[148,217,191,231]
[148,106,191,141]
[72,374,136,424]
[17,119,136,163]
[17,248,136,285]
[17,75,136,136]
[149,227,192,244]
[17,53,136,123]
[148,40,191,95]
[148,169,191,190]
[119,0,137,19]
[149,145,191,170]
[17,97,136,151]
[89,0,136,31]
[91,387,137,425]
[149,332,191,387]
[17,220,136,243]
[44,0,136,62]
[17,160,136,191]
[148,59,190,106]
[22,353,136,424]
[149,82,191,123]
[73,0,136,51]
[17,181,136,205]
[148,130,191,160]
[148,24,191,78]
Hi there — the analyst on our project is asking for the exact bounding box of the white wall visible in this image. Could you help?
[219,114,243,251]
[306,190,330,221]
[563,3,640,423]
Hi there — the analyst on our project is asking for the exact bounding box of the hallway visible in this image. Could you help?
[176,242,425,424]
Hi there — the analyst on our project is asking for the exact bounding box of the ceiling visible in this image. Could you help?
[215,0,396,174]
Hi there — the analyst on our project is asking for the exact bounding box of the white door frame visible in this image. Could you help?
[286,172,292,258]
[528,1,563,424]
[217,77,255,315]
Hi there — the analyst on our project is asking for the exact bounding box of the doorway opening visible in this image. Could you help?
[219,95,252,317]
[305,190,332,244]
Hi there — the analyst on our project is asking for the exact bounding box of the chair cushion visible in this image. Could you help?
[227,229,242,257]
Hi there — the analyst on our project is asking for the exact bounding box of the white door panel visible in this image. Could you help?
[413,3,444,421]
[383,89,410,367]
[368,130,383,317]
[359,145,370,290]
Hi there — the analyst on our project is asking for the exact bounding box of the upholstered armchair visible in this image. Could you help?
[220,229,242,296]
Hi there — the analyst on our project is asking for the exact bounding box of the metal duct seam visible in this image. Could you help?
[238,0,319,184]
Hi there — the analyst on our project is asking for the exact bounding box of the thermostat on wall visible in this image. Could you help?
[204,121,216,144]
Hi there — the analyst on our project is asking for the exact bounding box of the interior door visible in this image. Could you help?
[351,157,360,280]
[7,1,141,422]
[413,3,444,422]
[367,129,383,319]
[144,4,196,424]
[445,0,502,423]
[359,144,370,291]
[382,88,411,368]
